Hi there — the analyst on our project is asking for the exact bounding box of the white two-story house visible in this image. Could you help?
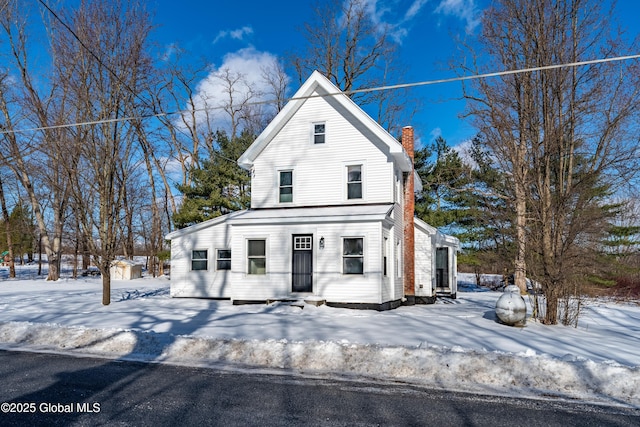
[166,71,458,310]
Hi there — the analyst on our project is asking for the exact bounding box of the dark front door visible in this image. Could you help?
[292,235,313,292]
[436,247,449,290]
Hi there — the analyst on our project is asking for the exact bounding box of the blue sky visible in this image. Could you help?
[152,0,640,149]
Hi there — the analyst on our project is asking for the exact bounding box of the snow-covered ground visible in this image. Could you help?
[1,264,639,407]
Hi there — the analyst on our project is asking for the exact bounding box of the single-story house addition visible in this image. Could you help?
[166,71,459,310]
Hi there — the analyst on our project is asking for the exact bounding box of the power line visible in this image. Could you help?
[36,0,155,113]
[1,53,639,136]
[342,54,640,95]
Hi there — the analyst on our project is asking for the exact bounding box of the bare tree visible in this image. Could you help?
[464,0,640,324]
[0,1,75,281]
[127,115,173,277]
[261,60,290,114]
[153,54,214,189]
[52,0,153,305]
[291,0,416,132]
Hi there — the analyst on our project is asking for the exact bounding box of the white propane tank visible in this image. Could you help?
[495,285,527,325]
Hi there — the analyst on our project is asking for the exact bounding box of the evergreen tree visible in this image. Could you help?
[173,130,253,229]
[461,136,517,275]
[414,136,471,231]
[0,202,35,263]
[604,224,640,259]
[413,135,515,276]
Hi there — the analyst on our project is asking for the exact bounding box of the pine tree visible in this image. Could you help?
[414,136,471,231]
[0,202,35,264]
[173,130,253,229]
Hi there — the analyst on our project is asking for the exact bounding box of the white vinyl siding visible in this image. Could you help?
[383,237,388,277]
[414,221,436,297]
[390,204,405,301]
[169,219,234,299]
[229,221,383,304]
[250,94,394,209]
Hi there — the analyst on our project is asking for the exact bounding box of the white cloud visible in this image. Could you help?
[429,127,442,141]
[213,26,254,44]
[356,0,430,44]
[338,0,480,44]
[180,47,283,134]
[161,43,179,62]
[454,138,478,168]
[434,0,481,34]
[406,0,430,20]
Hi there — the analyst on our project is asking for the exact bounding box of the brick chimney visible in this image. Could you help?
[402,126,415,302]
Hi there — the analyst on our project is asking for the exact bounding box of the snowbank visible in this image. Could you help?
[0,270,639,407]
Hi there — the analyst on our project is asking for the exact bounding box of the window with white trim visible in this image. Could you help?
[343,237,364,274]
[383,237,388,277]
[247,239,266,274]
[191,250,208,271]
[347,165,362,199]
[216,249,231,270]
[279,170,293,203]
[313,122,325,144]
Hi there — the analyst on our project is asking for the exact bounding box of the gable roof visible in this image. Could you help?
[414,217,460,249]
[165,210,245,240]
[237,70,413,172]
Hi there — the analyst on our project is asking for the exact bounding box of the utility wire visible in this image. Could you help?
[1,53,639,136]
[36,0,155,114]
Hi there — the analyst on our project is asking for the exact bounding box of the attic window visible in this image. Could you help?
[313,123,325,144]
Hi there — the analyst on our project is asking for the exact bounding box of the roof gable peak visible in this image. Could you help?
[237,70,412,171]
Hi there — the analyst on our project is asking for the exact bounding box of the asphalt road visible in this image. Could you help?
[0,350,638,426]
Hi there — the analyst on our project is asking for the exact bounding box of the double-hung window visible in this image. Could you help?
[313,123,325,144]
[191,250,208,271]
[279,170,293,203]
[343,238,364,274]
[347,165,362,199]
[248,239,266,274]
[216,249,231,270]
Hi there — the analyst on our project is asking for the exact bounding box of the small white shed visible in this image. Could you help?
[110,259,142,280]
